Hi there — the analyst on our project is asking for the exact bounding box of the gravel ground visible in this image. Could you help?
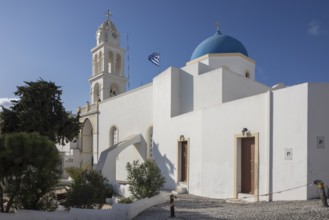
[133,194,329,220]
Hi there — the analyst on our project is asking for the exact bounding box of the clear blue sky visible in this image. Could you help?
[0,0,328,112]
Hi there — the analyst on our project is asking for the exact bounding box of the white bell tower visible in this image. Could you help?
[89,10,127,103]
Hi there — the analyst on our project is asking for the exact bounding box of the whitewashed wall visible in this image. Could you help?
[202,54,255,80]
[200,93,268,199]
[98,84,153,182]
[307,83,329,199]
[222,69,269,103]
[272,84,308,200]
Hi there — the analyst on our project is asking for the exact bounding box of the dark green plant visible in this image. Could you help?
[126,159,166,200]
[15,167,58,211]
[65,167,84,182]
[0,79,81,145]
[0,79,82,212]
[118,197,133,204]
[0,132,59,212]
[65,167,113,209]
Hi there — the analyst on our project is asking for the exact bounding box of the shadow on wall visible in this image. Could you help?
[152,142,176,190]
[136,136,147,161]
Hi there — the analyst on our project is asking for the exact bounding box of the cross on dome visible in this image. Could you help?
[106,9,112,21]
[216,21,220,31]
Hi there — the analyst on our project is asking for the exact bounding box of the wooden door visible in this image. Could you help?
[181,141,188,182]
[241,137,255,194]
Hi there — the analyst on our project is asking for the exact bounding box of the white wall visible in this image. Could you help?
[200,93,268,199]
[203,54,255,80]
[182,61,215,77]
[153,67,181,190]
[272,84,308,200]
[222,69,269,103]
[171,68,194,116]
[194,68,223,110]
[307,83,329,199]
[98,84,153,182]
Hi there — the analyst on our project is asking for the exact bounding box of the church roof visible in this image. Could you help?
[191,30,248,60]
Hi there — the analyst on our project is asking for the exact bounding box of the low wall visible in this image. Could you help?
[0,192,169,220]
[109,191,168,219]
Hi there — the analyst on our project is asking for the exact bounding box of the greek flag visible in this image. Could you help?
[148,52,160,66]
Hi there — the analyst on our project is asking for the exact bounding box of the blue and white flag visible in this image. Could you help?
[148,52,160,66]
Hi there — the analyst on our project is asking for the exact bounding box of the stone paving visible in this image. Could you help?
[133,194,329,220]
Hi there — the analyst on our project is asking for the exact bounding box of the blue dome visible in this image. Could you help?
[191,30,248,60]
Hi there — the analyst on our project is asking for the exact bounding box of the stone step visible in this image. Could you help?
[172,185,188,194]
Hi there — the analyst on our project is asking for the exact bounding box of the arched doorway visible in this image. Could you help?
[81,119,93,167]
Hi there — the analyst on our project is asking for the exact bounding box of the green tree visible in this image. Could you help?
[65,167,113,209]
[0,107,19,133]
[126,159,166,200]
[0,79,81,212]
[0,79,81,145]
[15,167,58,211]
[0,132,59,212]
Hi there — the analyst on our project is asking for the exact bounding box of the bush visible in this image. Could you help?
[0,132,59,212]
[65,167,113,209]
[15,167,58,211]
[126,159,166,200]
[118,197,133,204]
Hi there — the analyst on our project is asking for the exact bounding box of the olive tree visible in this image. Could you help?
[126,159,166,200]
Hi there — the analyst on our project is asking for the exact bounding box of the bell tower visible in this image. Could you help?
[89,10,127,103]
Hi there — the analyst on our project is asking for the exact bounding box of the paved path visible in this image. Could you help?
[134,194,329,220]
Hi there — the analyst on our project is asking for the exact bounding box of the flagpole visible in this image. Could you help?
[126,34,130,90]
[158,51,161,74]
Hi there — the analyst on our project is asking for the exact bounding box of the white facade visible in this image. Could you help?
[70,16,329,201]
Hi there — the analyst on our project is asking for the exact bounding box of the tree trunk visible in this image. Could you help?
[0,185,4,212]
[5,178,20,213]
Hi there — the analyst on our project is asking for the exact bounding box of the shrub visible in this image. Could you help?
[15,167,58,211]
[65,167,113,209]
[126,159,165,200]
[118,197,133,204]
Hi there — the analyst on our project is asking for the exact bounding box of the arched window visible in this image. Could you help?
[110,83,119,97]
[93,83,100,103]
[92,56,96,75]
[110,125,119,146]
[94,54,98,75]
[108,51,114,74]
[116,54,121,75]
[245,71,250,78]
[98,51,103,73]
[147,126,153,159]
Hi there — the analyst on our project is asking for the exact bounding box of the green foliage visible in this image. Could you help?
[118,197,133,204]
[0,79,81,212]
[15,167,58,211]
[0,107,19,133]
[126,159,166,200]
[0,79,81,145]
[65,167,113,209]
[0,132,59,212]
[65,167,85,182]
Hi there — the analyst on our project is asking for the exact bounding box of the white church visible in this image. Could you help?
[68,14,329,202]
